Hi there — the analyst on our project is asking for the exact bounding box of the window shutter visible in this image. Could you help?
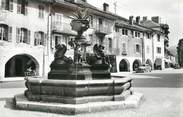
[25,3,28,15]
[27,30,30,44]
[8,26,12,42]
[134,44,136,53]
[34,32,38,45]
[16,28,20,43]
[51,38,55,49]
[43,33,47,46]
[9,0,13,11]
[1,0,6,10]
[5,0,9,10]
[17,0,21,13]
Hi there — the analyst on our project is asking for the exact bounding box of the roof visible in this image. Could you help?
[115,21,152,32]
[42,0,165,33]
[140,20,160,28]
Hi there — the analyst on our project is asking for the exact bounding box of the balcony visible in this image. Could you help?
[104,48,120,55]
[95,24,111,35]
[52,22,77,36]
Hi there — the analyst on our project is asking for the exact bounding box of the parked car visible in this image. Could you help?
[136,64,152,73]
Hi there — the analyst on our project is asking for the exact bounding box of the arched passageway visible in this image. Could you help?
[5,54,39,77]
[133,59,141,71]
[154,58,162,70]
[119,59,130,72]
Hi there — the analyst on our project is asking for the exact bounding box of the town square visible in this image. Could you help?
[0,0,183,117]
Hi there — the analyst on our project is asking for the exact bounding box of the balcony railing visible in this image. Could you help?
[95,24,111,35]
[52,22,76,35]
[104,48,121,55]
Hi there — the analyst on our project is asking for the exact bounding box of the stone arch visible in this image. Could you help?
[5,54,39,77]
[133,59,141,71]
[119,59,130,72]
[154,58,162,70]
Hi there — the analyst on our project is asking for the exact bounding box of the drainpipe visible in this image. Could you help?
[141,37,145,65]
[43,0,53,78]
[152,33,155,70]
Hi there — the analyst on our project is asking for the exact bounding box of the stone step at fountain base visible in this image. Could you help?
[14,92,144,115]
[24,89,132,104]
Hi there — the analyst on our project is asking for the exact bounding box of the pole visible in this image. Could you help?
[113,1,117,14]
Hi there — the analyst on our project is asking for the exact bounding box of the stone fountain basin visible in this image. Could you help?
[25,77,132,104]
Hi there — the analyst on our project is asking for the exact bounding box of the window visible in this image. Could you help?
[138,32,140,37]
[115,27,119,32]
[122,29,125,35]
[38,5,44,19]
[0,24,12,41]
[99,18,103,25]
[89,15,93,27]
[108,38,112,49]
[147,33,151,39]
[131,30,134,37]
[16,28,30,44]
[53,13,63,29]
[135,31,140,37]
[157,34,160,42]
[17,0,28,15]
[157,47,161,54]
[122,43,127,55]
[135,31,138,37]
[1,0,13,11]
[122,29,128,35]
[136,44,140,53]
[34,31,45,46]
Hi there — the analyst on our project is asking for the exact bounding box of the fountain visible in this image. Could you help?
[14,8,143,115]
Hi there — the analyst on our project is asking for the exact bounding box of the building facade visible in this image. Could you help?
[0,0,50,80]
[0,0,170,80]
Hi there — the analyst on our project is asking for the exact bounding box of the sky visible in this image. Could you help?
[87,0,183,46]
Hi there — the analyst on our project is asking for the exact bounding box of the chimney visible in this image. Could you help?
[142,16,147,21]
[129,16,134,25]
[103,3,109,12]
[136,16,140,24]
[151,16,160,24]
